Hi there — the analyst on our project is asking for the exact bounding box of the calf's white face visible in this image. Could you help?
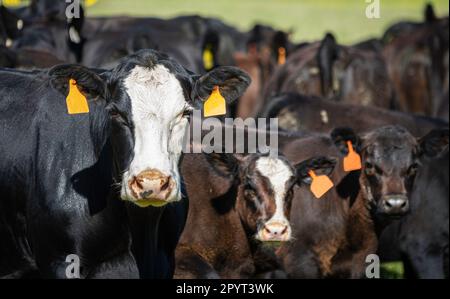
[254,157,293,242]
[120,65,191,207]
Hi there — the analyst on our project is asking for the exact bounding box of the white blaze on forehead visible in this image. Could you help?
[121,64,189,201]
[256,157,293,224]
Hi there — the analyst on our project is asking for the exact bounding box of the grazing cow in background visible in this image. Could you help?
[277,126,448,278]
[259,93,448,137]
[0,49,250,278]
[175,151,333,279]
[383,4,449,117]
[262,33,396,110]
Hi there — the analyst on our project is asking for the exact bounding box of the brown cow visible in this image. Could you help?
[383,4,449,117]
[262,33,395,110]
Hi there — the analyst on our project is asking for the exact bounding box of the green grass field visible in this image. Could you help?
[87,0,449,44]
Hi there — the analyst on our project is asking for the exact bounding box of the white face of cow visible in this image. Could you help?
[120,65,191,207]
[254,157,293,242]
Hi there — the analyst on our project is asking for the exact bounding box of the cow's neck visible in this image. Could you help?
[126,204,165,279]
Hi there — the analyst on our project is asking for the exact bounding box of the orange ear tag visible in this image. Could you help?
[278,47,286,65]
[309,170,334,199]
[66,79,89,115]
[343,141,362,172]
[204,86,226,118]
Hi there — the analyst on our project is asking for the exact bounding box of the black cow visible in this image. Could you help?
[378,130,449,279]
[262,33,396,110]
[383,4,449,117]
[0,49,250,278]
[0,46,63,68]
[277,126,448,278]
[10,0,85,63]
[0,4,24,47]
[81,15,247,72]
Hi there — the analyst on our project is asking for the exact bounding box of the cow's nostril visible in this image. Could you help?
[281,226,288,235]
[160,177,171,192]
[264,226,271,234]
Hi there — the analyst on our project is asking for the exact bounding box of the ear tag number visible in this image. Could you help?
[308,170,334,199]
[278,47,287,65]
[66,79,89,115]
[204,86,226,118]
[343,141,362,172]
[203,45,214,71]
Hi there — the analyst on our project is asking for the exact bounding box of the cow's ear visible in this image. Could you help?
[49,64,107,100]
[331,127,362,155]
[191,66,251,106]
[67,3,85,45]
[0,5,23,40]
[317,33,339,97]
[419,129,449,158]
[204,152,245,177]
[295,157,337,185]
[201,30,220,71]
[272,31,290,55]
[425,3,437,24]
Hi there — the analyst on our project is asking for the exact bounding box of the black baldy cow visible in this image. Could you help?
[0,49,250,278]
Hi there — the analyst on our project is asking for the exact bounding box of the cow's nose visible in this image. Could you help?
[383,195,409,215]
[129,170,175,202]
[260,222,291,242]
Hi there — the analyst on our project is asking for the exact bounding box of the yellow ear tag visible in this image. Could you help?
[309,170,334,199]
[203,46,214,71]
[204,86,226,118]
[66,79,89,115]
[343,141,362,172]
[278,47,286,65]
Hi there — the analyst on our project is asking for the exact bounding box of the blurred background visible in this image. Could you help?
[4,0,446,44]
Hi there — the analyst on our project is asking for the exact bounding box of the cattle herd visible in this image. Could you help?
[0,0,448,279]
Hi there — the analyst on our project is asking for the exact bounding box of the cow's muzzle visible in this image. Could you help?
[127,169,176,207]
[380,194,409,217]
[257,221,291,242]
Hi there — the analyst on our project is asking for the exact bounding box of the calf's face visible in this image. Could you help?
[243,156,295,242]
[50,50,250,208]
[332,126,449,218]
[361,127,420,216]
[208,154,296,242]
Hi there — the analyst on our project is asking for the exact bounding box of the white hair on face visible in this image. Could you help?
[121,65,190,202]
[255,157,293,224]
